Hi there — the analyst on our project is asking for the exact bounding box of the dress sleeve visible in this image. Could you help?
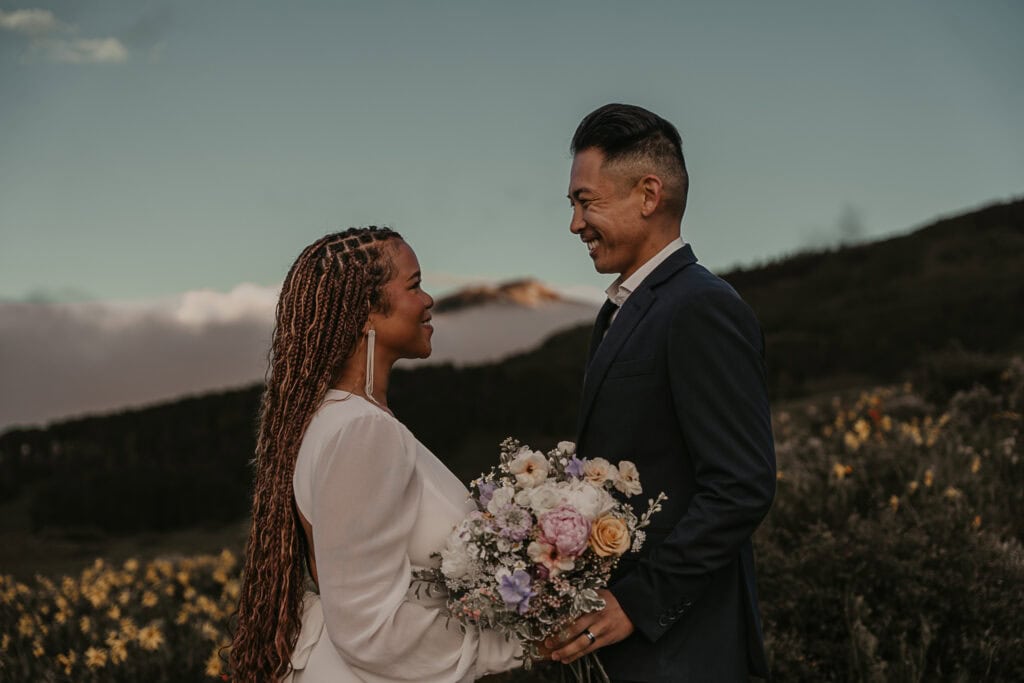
[308,412,520,681]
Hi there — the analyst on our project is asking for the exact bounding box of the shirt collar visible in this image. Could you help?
[605,237,685,306]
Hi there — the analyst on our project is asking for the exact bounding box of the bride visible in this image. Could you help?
[229,227,522,682]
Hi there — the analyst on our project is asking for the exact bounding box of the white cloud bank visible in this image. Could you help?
[0,8,128,64]
[0,283,597,431]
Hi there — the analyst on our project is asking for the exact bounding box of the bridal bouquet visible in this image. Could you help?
[414,438,666,681]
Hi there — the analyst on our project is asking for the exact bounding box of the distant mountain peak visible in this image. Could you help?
[434,278,563,313]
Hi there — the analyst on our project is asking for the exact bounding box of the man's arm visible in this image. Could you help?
[610,287,776,642]
[548,287,775,662]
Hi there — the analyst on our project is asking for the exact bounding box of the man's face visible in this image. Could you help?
[567,148,649,279]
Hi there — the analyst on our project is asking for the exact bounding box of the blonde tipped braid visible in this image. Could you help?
[229,227,401,682]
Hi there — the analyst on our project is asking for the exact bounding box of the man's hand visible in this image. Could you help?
[544,589,634,664]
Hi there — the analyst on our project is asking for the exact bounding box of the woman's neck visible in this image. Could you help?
[334,346,394,408]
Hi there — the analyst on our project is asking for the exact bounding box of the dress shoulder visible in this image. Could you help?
[294,392,413,518]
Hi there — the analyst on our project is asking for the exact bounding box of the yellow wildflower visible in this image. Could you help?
[775,470,785,481]
[142,590,159,608]
[213,568,230,585]
[106,605,121,620]
[164,584,175,596]
[80,615,92,634]
[123,558,139,573]
[201,621,221,641]
[1,633,9,651]
[907,480,919,493]
[85,646,108,669]
[138,624,165,651]
[32,639,44,658]
[56,649,77,675]
[222,579,241,601]
[972,515,982,529]
[970,456,981,474]
[843,432,860,451]
[888,495,900,512]
[118,589,131,606]
[120,617,139,640]
[206,647,224,677]
[184,586,197,601]
[854,418,870,441]
[880,415,892,432]
[18,613,34,637]
[105,635,128,665]
[176,570,191,586]
[924,469,934,487]
[833,462,853,480]
[943,486,963,501]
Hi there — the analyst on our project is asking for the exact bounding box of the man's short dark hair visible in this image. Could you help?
[571,103,689,217]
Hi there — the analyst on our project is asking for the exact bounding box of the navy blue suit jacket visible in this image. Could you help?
[577,245,775,682]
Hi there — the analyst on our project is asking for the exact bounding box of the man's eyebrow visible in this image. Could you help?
[569,189,590,201]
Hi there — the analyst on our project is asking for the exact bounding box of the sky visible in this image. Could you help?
[1,0,1023,305]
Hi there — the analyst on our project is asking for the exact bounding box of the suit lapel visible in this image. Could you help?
[576,245,699,439]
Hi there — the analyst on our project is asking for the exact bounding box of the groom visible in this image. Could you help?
[547,104,776,681]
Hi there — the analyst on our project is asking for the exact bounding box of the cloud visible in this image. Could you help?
[42,37,128,64]
[0,8,64,36]
[0,7,129,64]
[0,282,597,431]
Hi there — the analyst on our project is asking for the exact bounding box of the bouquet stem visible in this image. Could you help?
[561,652,610,683]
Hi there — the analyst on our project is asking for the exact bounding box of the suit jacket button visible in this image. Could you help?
[658,615,671,627]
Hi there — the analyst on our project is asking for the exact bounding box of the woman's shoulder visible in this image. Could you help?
[303,391,410,453]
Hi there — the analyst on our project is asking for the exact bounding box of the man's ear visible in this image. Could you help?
[638,174,664,217]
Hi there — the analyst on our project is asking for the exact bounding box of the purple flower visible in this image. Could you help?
[538,505,591,558]
[477,481,496,509]
[565,457,586,479]
[493,504,532,541]
[497,570,536,615]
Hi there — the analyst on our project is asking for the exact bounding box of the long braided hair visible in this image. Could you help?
[229,226,403,681]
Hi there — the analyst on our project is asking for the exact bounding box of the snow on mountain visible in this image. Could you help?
[0,279,598,430]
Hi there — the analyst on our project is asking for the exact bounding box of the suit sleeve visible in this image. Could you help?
[609,288,776,642]
[310,413,521,680]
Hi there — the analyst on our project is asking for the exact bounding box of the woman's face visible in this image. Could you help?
[367,240,434,362]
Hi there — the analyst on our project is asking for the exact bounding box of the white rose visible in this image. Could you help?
[519,483,563,516]
[614,460,643,497]
[440,539,473,579]
[562,480,616,520]
[486,486,516,515]
[556,441,577,457]
[583,457,619,486]
[509,449,550,488]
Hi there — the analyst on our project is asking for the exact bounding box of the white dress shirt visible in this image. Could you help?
[605,237,685,325]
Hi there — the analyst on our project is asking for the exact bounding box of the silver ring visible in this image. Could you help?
[582,628,596,645]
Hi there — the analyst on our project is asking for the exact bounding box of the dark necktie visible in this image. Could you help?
[588,299,619,363]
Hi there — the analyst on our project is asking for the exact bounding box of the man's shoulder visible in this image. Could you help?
[657,261,741,304]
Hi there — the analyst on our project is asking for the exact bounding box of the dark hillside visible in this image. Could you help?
[1,198,1021,536]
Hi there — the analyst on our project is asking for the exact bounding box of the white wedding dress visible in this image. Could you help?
[287,391,521,683]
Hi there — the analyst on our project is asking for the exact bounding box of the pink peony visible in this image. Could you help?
[538,505,591,558]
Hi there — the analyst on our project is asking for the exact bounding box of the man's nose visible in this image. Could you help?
[569,208,585,234]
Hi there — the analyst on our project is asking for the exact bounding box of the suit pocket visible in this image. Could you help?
[605,356,656,379]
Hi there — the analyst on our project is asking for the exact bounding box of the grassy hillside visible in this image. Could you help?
[0,198,1021,538]
[3,359,1021,681]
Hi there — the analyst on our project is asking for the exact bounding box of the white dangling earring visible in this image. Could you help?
[364,328,378,405]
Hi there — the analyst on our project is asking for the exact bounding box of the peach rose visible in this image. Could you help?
[589,515,630,557]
